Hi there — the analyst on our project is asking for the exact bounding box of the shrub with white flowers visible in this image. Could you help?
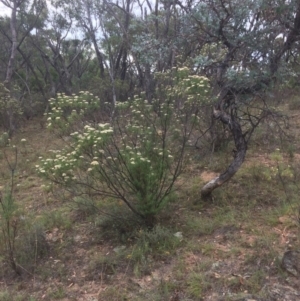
[38,68,210,227]
[46,91,102,135]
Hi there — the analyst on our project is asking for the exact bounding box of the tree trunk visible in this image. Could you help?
[200,1,300,199]
[4,0,18,89]
[2,0,22,136]
[84,0,105,77]
[201,108,247,198]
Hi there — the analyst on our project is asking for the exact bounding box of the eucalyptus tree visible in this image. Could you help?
[60,38,94,90]
[30,7,93,96]
[0,0,47,132]
[0,0,26,88]
[93,0,134,105]
[173,0,300,197]
[0,16,11,82]
[130,0,183,98]
[0,0,46,87]
[57,0,106,77]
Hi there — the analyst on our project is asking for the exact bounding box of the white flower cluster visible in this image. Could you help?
[37,121,116,181]
[37,80,199,218]
[46,91,101,129]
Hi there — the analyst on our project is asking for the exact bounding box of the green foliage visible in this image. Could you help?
[0,196,47,276]
[0,292,31,301]
[0,132,9,147]
[0,292,10,301]
[95,286,128,301]
[46,91,101,135]
[246,163,273,182]
[48,287,66,299]
[39,209,72,230]
[95,205,144,243]
[244,270,267,293]
[38,69,209,225]
[16,223,49,268]
[0,148,48,276]
[0,83,23,134]
[131,225,181,260]
[288,95,300,110]
[130,225,181,276]
[187,272,211,298]
[264,150,300,232]
[0,189,20,275]
[269,149,295,196]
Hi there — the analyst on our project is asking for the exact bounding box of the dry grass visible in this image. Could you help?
[0,108,300,301]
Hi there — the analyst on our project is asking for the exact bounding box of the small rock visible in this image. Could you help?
[266,283,300,301]
[282,250,300,277]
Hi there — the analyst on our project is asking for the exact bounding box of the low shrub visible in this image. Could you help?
[37,68,210,227]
